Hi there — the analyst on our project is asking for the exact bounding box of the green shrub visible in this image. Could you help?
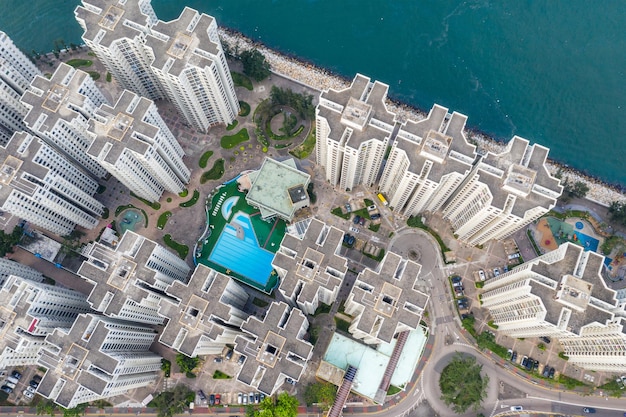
[179,190,200,207]
[65,59,93,68]
[226,120,239,131]
[106,72,112,82]
[87,71,100,80]
[238,101,251,116]
[220,128,249,149]
[369,223,381,232]
[163,234,189,259]
[131,192,161,210]
[199,151,214,168]
[178,189,188,198]
[157,211,171,230]
[212,370,232,379]
[101,207,109,220]
[231,72,253,90]
[200,159,225,184]
[334,318,351,333]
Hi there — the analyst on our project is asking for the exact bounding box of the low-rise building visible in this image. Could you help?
[482,242,626,372]
[159,264,249,357]
[78,230,191,325]
[37,314,162,409]
[344,252,429,345]
[275,219,347,315]
[234,302,313,395]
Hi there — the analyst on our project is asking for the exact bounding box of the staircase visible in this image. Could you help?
[374,330,410,403]
[326,365,357,417]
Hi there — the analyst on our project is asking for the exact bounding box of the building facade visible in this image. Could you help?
[78,230,191,325]
[315,74,396,191]
[87,90,190,202]
[379,104,477,216]
[159,264,249,357]
[0,258,44,287]
[0,132,105,236]
[482,243,626,372]
[442,136,562,246]
[21,64,109,178]
[37,314,162,408]
[0,31,41,146]
[0,276,92,369]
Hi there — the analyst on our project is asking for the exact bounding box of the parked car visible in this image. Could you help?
[254,393,260,404]
[215,394,221,405]
[26,386,36,394]
[582,408,596,414]
[238,355,246,365]
[617,378,625,389]
[533,360,539,371]
[542,366,551,378]
[286,377,296,385]
[249,392,255,404]
[209,394,215,406]
[214,357,223,363]
[510,406,523,411]
[7,376,19,385]
[548,367,555,378]
[540,336,551,344]
[493,268,500,277]
[197,390,206,401]
[345,203,352,213]
[511,351,518,363]
[29,379,39,389]
[225,349,233,360]
[521,356,529,368]
[358,217,365,226]
[4,381,16,390]
[32,375,42,383]
[353,215,361,224]
[349,227,360,234]
[478,270,486,281]
[451,276,462,283]
[0,385,12,394]
[367,205,376,211]
[23,389,34,399]
[11,370,22,380]
[242,394,248,405]
[237,393,243,404]
[371,213,381,219]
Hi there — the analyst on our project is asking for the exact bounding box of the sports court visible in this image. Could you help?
[196,179,286,293]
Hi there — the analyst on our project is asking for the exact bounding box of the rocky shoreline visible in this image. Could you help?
[219,28,626,208]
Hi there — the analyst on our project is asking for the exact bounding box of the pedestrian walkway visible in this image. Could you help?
[327,365,358,417]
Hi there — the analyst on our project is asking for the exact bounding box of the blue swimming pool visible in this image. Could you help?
[573,231,599,252]
[208,213,275,287]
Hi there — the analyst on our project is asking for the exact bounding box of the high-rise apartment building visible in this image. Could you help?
[78,230,191,325]
[75,0,163,100]
[0,276,92,369]
[87,90,190,201]
[315,74,396,190]
[0,258,43,287]
[274,219,347,315]
[482,243,626,372]
[37,314,162,408]
[379,104,477,216]
[145,7,239,131]
[0,132,105,236]
[344,252,429,345]
[76,0,239,132]
[0,31,41,146]
[234,302,313,395]
[21,64,108,178]
[442,136,562,246]
[159,264,249,357]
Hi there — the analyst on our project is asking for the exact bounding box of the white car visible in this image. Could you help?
[510,406,523,411]
[23,389,34,399]
[349,227,360,234]
[478,270,486,281]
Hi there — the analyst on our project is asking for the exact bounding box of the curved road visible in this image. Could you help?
[354,228,626,417]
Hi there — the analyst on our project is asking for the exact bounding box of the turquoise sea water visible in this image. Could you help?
[2,1,626,185]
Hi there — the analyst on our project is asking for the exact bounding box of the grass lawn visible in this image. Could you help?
[157,211,171,230]
[231,71,253,90]
[331,207,350,220]
[179,190,200,207]
[334,317,351,333]
[179,189,188,198]
[102,207,109,219]
[239,101,251,117]
[87,71,100,80]
[66,59,92,68]
[226,120,239,131]
[131,192,161,210]
[289,127,316,159]
[200,159,225,184]
[220,128,249,149]
[212,370,232,379]
[199,151,213,168]
[163,234,189,259]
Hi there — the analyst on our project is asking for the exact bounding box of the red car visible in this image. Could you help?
[215,394,221,405]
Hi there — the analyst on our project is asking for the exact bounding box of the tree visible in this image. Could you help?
[303,381,337,410]
[36,400,58,416]
[63,404,87,417]
[151,384,194,417]
[249,393,299,417]
[560,178,589,202]
[609,201,626,226]
[240,49,271,82]
[439,353,489,414]
[0,225,23,257]
[175,353,200,376]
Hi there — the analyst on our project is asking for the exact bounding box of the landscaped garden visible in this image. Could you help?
[164,234,189,259]
[200,159,225,184]
[220,128,249,149]
[230,71,253,90]
[179,190,200,207]
[198,151,214,168]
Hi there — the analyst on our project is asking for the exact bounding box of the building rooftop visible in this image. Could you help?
[475,136,563,217]
[394,104,477,182]
[347,252,429,343]
[275,219,347,307]
[245,158,311,221]
[146,7,221,77]
[158,265,248,357]
[234,302,313,395]
[318,74,397,149]
[76,0,156,49]
[527,243,617,334]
